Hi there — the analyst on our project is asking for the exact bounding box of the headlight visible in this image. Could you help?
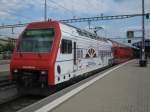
[14,69,18,73]
[41,71,47,75]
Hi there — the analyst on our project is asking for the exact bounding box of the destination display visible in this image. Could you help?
[24,29,55,37]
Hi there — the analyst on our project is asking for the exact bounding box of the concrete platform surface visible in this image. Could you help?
[50,60,150,112]
[0,64,9,80]
[0,64,9,72]
[0,60,10,65]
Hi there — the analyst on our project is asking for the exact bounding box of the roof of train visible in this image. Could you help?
[27,20,136,49]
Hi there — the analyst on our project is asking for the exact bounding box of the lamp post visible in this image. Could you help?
[139,0,147,67]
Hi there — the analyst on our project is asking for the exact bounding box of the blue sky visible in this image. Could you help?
[0,0,150,43]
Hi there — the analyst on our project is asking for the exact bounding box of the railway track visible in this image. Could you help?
[0,95,44,112]
[0,80,44,112]
[0,74,90,112]
[0,85,68,112]
[0,80,18,104]
[0,81,81,112]
[0,80,14,88]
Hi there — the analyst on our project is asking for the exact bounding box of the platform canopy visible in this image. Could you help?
[132,39,150,58]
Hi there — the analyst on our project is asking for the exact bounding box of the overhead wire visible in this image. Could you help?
[47,0,74,17]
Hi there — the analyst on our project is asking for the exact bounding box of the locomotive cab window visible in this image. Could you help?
[17,28,55,53]
[61,39,72,54]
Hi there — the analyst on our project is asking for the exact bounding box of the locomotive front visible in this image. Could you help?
[10,21,61,88]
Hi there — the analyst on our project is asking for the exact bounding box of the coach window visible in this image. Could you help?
[61,39,72,54]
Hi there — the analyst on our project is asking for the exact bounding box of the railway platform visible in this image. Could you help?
[18,59,150,112]
[0,60,10,65]
[0,64,9,81]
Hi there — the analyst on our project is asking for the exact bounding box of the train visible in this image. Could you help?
[10,21,134,94]
[111,40,133,64]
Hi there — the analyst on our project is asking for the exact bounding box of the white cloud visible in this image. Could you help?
[45,0,150,16]
[0,0,150,20]
[0,0,43,21]
[0,0,23,18]
[0,0,150,40]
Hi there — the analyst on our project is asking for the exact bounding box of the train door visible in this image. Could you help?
[73,41,78,71]
[60,39,73,77]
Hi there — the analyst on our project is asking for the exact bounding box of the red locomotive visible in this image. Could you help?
[10,21,134,94]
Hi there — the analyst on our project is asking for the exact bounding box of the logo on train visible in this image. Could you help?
[86,48,97,58]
